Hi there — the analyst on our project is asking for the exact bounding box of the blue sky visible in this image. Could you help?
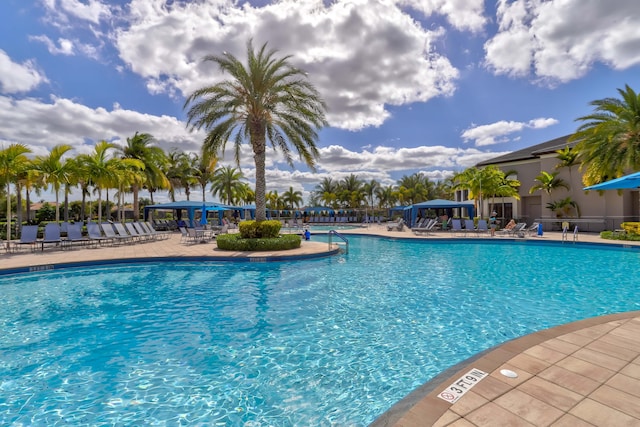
[1,0,640,203]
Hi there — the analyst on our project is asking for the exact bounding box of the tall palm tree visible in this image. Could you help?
[118,132,168,219]
[337,174,363,208]
[184,40,327,221]
[33,144,74,223]
[313,177,338,207]
[0,143,32,245]
[375,185,397,209]
[529,171,569,195]
[362,179,380,213]
[572,84,640,186]
[282,186,303,210]
[211,165,246,205]
[452,166,501,217]
[165,150,193,202]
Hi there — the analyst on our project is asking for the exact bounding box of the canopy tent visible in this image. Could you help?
[583,171,640,191]
[389,205,413,224]
[410,199,475,227]
[143,201,236,227]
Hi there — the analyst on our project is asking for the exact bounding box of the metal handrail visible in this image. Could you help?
[328,230,349,254]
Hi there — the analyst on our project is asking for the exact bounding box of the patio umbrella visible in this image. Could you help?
[200,204,208,225]
[583,171,640,190]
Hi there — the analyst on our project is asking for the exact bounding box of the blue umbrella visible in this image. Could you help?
[200,204,208,225]
[583,171,640,190]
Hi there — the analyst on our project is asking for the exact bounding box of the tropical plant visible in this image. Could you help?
[32,144,74,223]
[0,143,32,243]
[555,145,578,184]
[210,165,247,205]
[571,84,640,186]
[375,185,397,209]
[282,186,303,210]
[313,177,338,207]
[165,150,195,202]
[118,132,168,219]
[546,197,580,218]
[529,171,569,195]
[452,166,504,217]
[191,150,217,202]
[397,173,434,205]
[362,179,380,212]
[184,40,327,222]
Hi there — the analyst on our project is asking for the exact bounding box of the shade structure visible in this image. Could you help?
[200,203,208,225]
[583,171,640,190]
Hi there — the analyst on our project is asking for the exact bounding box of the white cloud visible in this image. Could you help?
[115,0,460,130]
[484,0,640,83]
[396,0,487,32]
[30,35,75,55]
[462,117,558,146]
[0,50,48,94]
[54,0,111,24]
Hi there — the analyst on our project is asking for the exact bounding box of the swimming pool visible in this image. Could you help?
[1,236,639,425]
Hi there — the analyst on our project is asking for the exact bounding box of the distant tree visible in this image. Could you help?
[32,144,74,223]
[282,186,303,210]
[0,144,32,241]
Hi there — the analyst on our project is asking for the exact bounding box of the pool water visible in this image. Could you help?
[1,236,640,425]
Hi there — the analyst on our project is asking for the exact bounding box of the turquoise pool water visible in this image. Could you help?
[1,236,640,425]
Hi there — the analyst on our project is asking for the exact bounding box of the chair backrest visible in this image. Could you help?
[477,219,488,230]
[87,222,103,238]
[125,222,141,237]
[464,219,475,230]
[44,223,61,241]
[100,223,117,238]
[451,219,462,230]
[67,223,84,240]
[113,223,131,238]
[19,225,39,243]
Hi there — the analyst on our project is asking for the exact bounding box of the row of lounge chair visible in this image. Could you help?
[7,221,171,252]
[407,219,541,238]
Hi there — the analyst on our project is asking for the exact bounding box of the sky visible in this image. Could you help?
[1,0,640,204]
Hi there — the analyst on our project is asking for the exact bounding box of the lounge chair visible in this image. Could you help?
[450,219,464,235]
[125,222,148,242]
[65,223,92,248]
[526,222,540,237]
[476,219,489,236]
[463,219,476,236]
[503,222,527,237]
[87,222,112,246]
[41,223,62,250]
[387,218,405,231]
[412,219,437,235]
[100,222,131,244]
[10,225,39,252]
[143,221,170,240]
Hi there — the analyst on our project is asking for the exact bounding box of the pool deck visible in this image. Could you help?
[3,225,640,426]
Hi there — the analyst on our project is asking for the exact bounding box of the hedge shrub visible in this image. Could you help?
[600,230,640,241]
[238,220,281,239]
[620,222,640,235]
[216,233,301,251]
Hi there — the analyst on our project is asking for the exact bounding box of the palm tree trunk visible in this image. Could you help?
[132,184,139,221]
[55,189,60,223]
[16,183,23,231]
[254,144,267,222]
[25,186,31,225]
[64,186,69,221]
[5,183,11,245]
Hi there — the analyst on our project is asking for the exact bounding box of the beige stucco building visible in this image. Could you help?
[474,135,639,232]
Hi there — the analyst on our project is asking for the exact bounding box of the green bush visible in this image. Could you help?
[238,220,281,239]
[216,233,301,251]
[600,230,640,241]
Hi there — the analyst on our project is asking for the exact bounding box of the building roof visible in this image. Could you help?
[476,134,576,167]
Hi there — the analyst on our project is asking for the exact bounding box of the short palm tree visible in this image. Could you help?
[572,84,640,186]
[529,171,569,195]
[211,165,246,205]
[118,132,168,219]
[184,40,327,221]
[282,186,303,210]
[0,143,32,244]
[33,144,74,223]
